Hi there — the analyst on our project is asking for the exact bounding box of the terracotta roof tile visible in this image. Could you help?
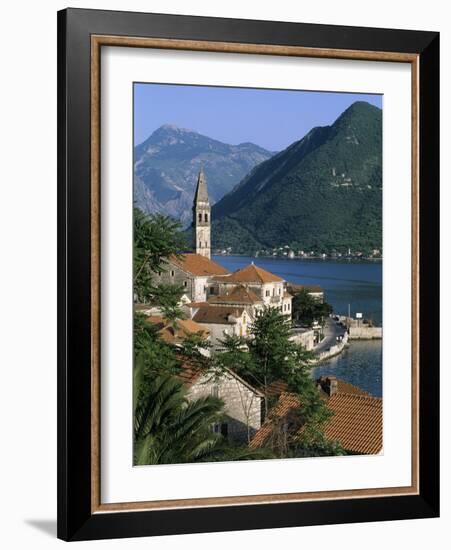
[193,305,245,325]
[265,380,289,397]
[146,316,209,344]
[251,379,382,455]
[316,376,370,399]
[171,253,230,277]
[186,301,209,308]
[209,285,263,306]
[323,393,382,454]
[177,363,205,386]
[226,263,284,284]
[250,392,300,449]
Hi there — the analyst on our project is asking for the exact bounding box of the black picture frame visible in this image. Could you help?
[57,7,439,541]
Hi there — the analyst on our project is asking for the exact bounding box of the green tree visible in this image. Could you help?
[292,289,333,327]
[134,312,181,378]
[177,331,211,364]
[149,283,186,328]
[285,372,345,457]
[134,365,275,464]
[214,308,342,458]
[134,208,186,302]
[134,371,225,465]
[215,333,253,378]
[246,307,312,415]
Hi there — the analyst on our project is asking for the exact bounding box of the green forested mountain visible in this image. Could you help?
[211,101,382,254]
[134,124,274,226]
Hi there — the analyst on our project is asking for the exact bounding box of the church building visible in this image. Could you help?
[153,169,293,349]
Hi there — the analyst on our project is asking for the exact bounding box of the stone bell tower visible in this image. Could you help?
[193,168,211,259]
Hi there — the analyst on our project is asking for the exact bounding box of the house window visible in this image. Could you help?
[265,290,270,297]
[288,303,290,311]
[204,213,208,223]
[205,241,208,248]
[211,385,219,398]
[170,270,175,277]
[278,288,282,295]
[213,423,221,434]
[210,286,215,294]
[183,281,187,287]
[220,423,228,438]
[199,241,202,248]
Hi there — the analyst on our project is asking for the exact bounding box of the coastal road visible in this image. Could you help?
[314,318,346,355]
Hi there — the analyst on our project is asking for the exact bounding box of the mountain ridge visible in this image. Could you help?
[134,124,274,225]
[211,101,382,254]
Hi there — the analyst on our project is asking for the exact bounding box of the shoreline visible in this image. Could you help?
[213,253,383,263]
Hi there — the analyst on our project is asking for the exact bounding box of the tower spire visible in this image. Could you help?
[194,167,209,203]
[193,169,211,259]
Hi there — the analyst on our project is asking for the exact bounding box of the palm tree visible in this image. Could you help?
[134,367,225,465]
[134,361,276,464]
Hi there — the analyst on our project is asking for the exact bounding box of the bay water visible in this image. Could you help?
[213,255,382,397]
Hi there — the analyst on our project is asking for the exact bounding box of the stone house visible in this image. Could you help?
[153,171,293,324]
[155,253,230,303]
[178,363,264,444]
[145,315,211,356]
[208,285,264,320]
[212,263,293,315]
[191,305,249,350]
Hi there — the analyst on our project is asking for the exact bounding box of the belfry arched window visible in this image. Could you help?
[198,213,202,222]
[204,213,208,223]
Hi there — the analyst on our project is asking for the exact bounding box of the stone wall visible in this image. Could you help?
[154,263,209,302]
[155,263,194,300]
[198,317,248,351]
[349,326,382,339]
[187,371,262,444]
[290,328,315,350]
[315,331,349,362]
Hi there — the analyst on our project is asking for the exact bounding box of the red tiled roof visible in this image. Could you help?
[186,301,209,308]
[171,253,230,277]
[251,379,382,455]
[146,316,209,344]
[266,377,369,400]
[177,362,205,387]
[193,305,245,325]
[208,285,263,306]
[265,380,289,397]
[226,263,284,284]
[250,392,300,449]
[323,393,382,454]
[316,376,370,399]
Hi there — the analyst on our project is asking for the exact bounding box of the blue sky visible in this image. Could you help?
[134,83,382,151]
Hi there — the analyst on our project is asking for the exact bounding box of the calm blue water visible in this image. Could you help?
[213,255,382,397]
[313,341,382,397]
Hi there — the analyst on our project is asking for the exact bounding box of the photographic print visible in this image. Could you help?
[133,83,383,466]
